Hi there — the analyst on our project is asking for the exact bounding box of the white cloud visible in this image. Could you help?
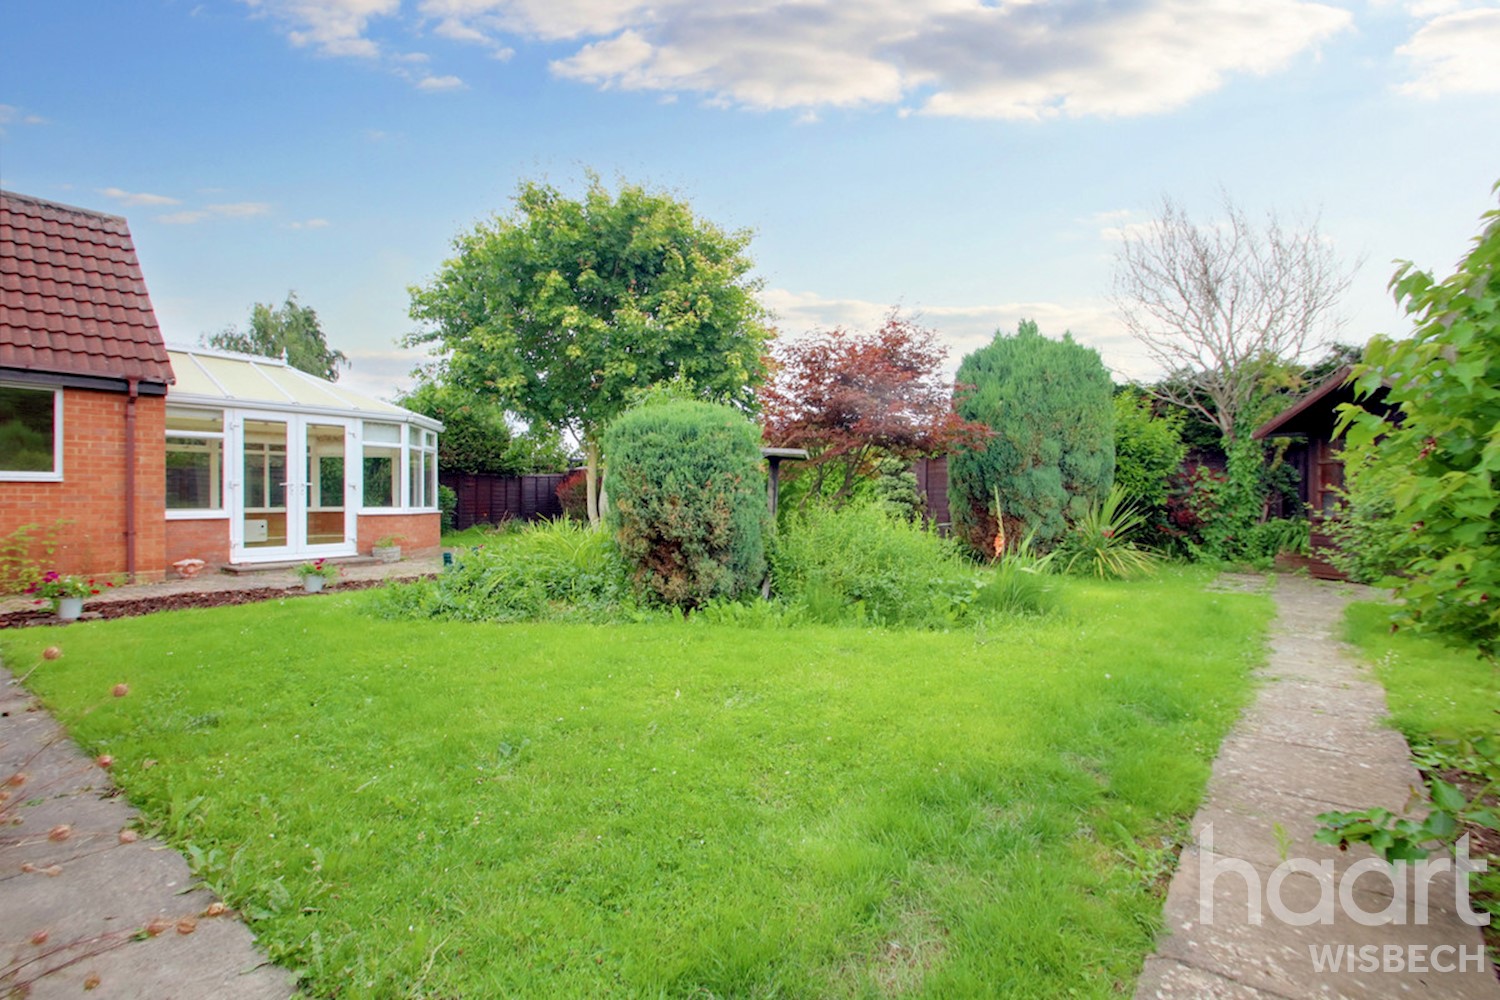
[243,0,1355,115]
[1396,4,1500,97]
[286,218,332,229]
[761,287,1153,380]
[99,187,182,207]
[157,202,273,225]
[416,73,466,90]
[529,0,1349,117]
[0,104,47,129]
[240,0,399,58]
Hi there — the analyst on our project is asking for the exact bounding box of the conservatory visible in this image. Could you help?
[163,346,442,567]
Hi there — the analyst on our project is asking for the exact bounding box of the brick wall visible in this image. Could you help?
[357,512,440,556]
[164,518,231,571]
[0,387,166,582]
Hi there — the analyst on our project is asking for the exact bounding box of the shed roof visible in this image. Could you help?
[166,346,441,430]
[0,189,174,387]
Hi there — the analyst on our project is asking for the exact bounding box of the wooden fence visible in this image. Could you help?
[440,472,571,529]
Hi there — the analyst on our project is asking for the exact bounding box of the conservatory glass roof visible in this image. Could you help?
[165,346,440,430]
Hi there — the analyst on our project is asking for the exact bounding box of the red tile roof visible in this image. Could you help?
[0,189,174,387]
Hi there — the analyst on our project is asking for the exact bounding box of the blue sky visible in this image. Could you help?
[3,0,1498,399]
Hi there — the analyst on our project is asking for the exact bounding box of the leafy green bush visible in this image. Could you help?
[771,503,980,627]
[871,456,925,521]
[373,519,632,623]
[437,484,458,534]
[1324,449,1410,584]
[1054,487,1160,580]
[1342,186,1500,653]
[950,320,1115,554]
[605,399,770,609]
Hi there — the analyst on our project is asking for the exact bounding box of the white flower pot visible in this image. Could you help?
[57,597,84,621]
[302,576,326,593]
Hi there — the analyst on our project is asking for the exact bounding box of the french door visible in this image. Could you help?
[229,413,357,562]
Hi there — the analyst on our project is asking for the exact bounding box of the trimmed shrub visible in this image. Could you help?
[605,399,770,609]
[950,321,1115,555]
[437,484,458,534]
[771,503,977,627]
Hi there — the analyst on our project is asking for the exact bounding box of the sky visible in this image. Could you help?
[3,0,1499,401]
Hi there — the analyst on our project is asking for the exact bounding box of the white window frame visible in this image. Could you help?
[164,406,227,519]
[0,383,63,482]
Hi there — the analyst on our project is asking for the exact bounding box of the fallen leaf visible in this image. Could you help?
[42,646,62,660]
[84,972,101,990]
[29,929,48,945]
[112,683,129,698]
[203,901,228,917]
[48,824,71,842]
[96,754,114,769]
[176,917,197,935]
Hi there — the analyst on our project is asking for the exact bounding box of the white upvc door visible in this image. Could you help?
[228,411,358,563]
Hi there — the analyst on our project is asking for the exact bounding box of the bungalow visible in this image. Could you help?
[0,189,440,582]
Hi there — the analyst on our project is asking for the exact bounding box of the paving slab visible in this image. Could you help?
[1135,574,1499,1000]
[0,669,296,999]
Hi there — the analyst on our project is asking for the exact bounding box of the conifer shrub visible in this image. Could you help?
[605,399,769,609]
[950,321,1115,555]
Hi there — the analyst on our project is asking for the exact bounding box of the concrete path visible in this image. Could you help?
[1136,574,1498,999]
[0,668,296,999]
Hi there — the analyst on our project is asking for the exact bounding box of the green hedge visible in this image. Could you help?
[605,399,769,609]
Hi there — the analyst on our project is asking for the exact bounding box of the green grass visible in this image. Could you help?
[440,522,520,547]
[1343,601,1500,938]
[3,569,1269,999]
[1344,602,1500,738]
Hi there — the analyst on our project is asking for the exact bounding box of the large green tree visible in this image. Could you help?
[204,291,348,381]
[950,321,1115,553]
[407,176,772,524]
[1343,185,1500,655]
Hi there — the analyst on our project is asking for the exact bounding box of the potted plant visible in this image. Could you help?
[294,558,341,593]
[27,571,109,621]
[372,535,403,563]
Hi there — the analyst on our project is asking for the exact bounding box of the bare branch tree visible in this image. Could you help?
[1112,194,1357,441]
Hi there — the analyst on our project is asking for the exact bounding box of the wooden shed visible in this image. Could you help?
[1252,367,1393,579]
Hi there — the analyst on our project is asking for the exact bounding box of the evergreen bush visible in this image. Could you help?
[605,399,769,609]
[950,321,1115,554]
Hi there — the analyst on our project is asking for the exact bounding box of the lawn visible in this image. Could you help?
[3,569,1269,998]
[1343,601,1500,934]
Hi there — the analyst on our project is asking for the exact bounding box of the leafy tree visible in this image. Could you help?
[397,382,568,475]
[759,313,985,509]
[1113,194,1356,441]
[204,291,348,381]
[604,398,769,609]
[1343,185,1500,655]
[950,321,1115,553]
[407,176,772,525]
[1111,389,1186,544]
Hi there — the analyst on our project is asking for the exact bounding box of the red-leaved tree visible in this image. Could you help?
[759,313,988,508]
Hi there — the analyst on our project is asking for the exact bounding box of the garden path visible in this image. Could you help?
[1135,574,1498,999]
[0,665,296,998]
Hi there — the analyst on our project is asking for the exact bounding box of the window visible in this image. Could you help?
[362,422,401,508]
[0,385,61,480]
[408,426,438,509]
[165,407,224,511]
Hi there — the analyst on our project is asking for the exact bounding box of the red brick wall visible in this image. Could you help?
[357,512,440,556]
[0,387,166,582]
[164,518,231,571]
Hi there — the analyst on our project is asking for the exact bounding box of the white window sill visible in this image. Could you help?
[166,509,230,521]
[358,508,440,516]
[0,472,63,482]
